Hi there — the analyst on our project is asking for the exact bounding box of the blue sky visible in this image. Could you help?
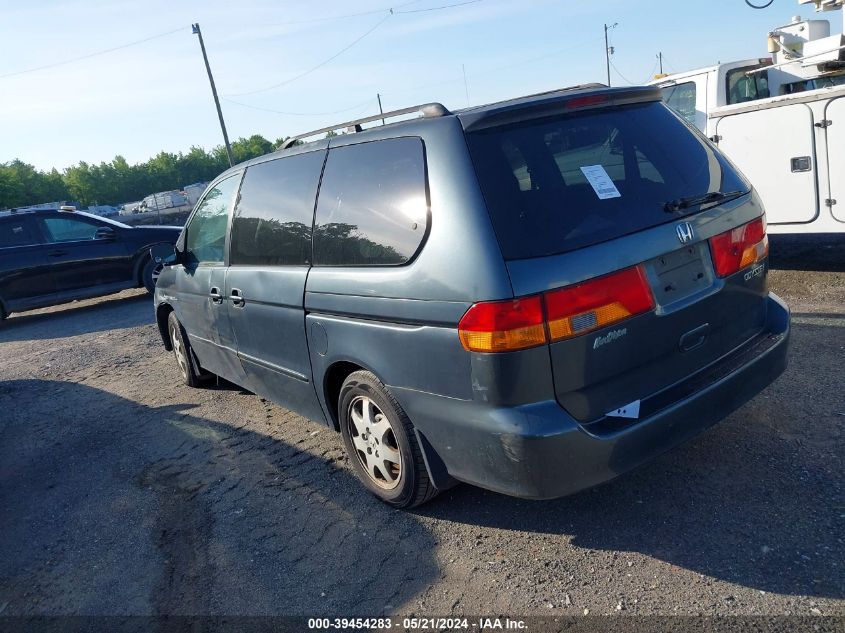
[1,0,841,171]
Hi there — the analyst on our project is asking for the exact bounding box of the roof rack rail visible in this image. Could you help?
[278,102,451,150]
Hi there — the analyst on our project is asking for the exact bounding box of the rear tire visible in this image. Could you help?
[142,257,162,294]
[167,312,212,388]
[339,370,438,508]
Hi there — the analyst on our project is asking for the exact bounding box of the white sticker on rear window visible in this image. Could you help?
[580,165,622,200]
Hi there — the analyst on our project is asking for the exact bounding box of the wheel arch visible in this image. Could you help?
[156,302,175,350]
[323,360,369,432]
[132,241,172,286]
[321,359,454,491]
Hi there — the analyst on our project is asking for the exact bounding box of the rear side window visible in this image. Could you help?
[0,217,38,248]
[465,101,747,260]
[313,137,428,266]
[660,82,697,124]
[230,151,324,266]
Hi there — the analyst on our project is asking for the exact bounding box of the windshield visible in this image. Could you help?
[465,101,748,260]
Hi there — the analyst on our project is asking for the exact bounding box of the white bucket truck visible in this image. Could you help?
[652,0,845,238]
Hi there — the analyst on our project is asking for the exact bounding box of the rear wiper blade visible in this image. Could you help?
[663,190,747,213]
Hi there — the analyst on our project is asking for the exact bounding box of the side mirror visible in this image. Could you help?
[95,226,116,241]
[150,243,179,266]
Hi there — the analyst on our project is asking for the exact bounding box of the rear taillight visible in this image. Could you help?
[458,296,547,353]
[709,216,768,278]
[457,265,655,353]
[544,266,654,342]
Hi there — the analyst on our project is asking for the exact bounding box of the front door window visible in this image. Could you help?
[184,175,240,265]
[40,216,99,242]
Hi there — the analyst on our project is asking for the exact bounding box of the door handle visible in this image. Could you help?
[229,288,245,307]
[209,287,224,304]
[48,250,68,257]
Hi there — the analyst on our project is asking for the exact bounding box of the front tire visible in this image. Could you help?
[339,371,438,508]
[167,312,212,388]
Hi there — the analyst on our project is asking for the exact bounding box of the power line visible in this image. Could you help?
[262,0,422,25]
[609,59,636,85]
[659,53,677,73]
[396,0,482,14]
[222,96,376,116]
[643,58,659,83]
[227,0,488,98]
[261,0,480,25]
[226,13,393,97]
[230,32,606,124]
[0,25,188,80]
[380,34,606,99]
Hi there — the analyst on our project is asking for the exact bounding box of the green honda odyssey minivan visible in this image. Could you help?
[153,84,789,508]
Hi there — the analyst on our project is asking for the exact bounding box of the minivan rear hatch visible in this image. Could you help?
[463,87,770,425]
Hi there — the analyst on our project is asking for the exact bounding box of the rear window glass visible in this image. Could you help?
[313,137,428,266]
[0,217,38,248]
[231,151,324,266]
[465,101,747,260]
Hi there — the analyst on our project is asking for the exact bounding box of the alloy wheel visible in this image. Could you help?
[151,263,163,286]
[347,395,402,490]
[170,323,188,380]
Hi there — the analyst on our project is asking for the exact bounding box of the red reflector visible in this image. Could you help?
[566,94,609,109]
[544,266,654,341]
[458,296,547,353]
[709,217,768,278]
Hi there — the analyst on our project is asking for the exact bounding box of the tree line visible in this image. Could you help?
[0,134,284,210]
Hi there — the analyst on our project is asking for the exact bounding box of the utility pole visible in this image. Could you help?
[192,23,234,167]
[658,51,664,74]
[377,93,385,125]
[604,23,617,87]
[462,64,470,107]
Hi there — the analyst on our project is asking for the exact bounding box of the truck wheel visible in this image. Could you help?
[167,312,212,388]
[339,370,439,508]
[141,257,163,294]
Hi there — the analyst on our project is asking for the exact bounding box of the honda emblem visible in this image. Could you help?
[676,222,694,244]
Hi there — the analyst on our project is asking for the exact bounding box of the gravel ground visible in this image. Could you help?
[0,262,842,619]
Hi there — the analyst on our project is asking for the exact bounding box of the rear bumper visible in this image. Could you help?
[392,293,790,499]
